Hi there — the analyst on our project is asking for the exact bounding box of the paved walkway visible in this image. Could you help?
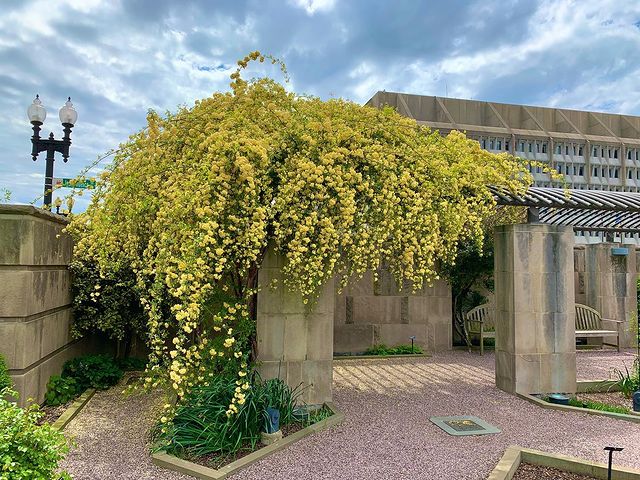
[61,349,638,480]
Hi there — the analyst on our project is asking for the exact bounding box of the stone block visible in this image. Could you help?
[408,297,428,325]
[302,359,332,404]
[306,313,333,361]
[377,324,428,349]
[333,324,375,353]
[256,313,285,361]
[0,268,72,317]
[0,207,71,266]
[283,315,307,362]
[352,296,402,324]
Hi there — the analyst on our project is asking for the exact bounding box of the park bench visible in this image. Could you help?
[575,303,622,352]
[465,302,622,354]
[464,303,495,356]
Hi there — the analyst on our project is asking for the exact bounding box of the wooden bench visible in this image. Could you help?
[575,303,622,352]
[465,303,495,355]
[465,303,623,354]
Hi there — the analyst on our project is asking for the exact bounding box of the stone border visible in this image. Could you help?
[152,401,345,480]
[577,380,621,393]
[333,353,430,360]
[517,385,640,424]
[51,388,96,431]
[488,445,640,480]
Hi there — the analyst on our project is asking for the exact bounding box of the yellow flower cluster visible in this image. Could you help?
[67,51,532,411]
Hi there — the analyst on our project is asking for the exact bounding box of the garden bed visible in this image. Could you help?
[152,402,344,480]
[513,463,597,479]
[488,446,640,480]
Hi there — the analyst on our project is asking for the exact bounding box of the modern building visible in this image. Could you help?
[367,91,640,242]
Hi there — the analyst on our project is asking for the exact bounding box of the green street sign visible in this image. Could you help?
[53,178,97,189]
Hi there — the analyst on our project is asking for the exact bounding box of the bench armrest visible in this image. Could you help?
[601,318,624,324]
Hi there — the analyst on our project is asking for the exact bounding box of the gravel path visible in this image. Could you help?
[60,382,192,480]
[60,349,639,480]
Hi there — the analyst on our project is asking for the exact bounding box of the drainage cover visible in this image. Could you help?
[429,415,501,436]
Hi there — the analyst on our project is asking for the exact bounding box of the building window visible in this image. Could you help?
[542,142,547,154]
[505,141,510,151]
[556,144,562,154]
[593,166,598,177]
[614,148,618,159]
[529,142,533,153]
[579,165,584,176]
[578,146,583,156]
[565,145,569,155]
[497,140,502,150]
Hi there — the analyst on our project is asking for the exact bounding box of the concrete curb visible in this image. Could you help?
[577,380,621,393]
[333,353,429,360]
[517,392,640,423]
[488,445,640,480]
[51,388,96,431]
[152,401,345,480]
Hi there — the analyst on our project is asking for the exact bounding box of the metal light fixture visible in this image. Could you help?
[27,95,78,209]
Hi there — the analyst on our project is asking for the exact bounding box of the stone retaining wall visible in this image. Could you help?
[0,205,105,405]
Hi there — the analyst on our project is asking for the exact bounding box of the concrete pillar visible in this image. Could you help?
[583,243,637,348]
[256,249,334,405]
[0,205,103,405]
[494,224,576,395]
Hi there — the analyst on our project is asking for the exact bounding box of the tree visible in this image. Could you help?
[67,52,532,415]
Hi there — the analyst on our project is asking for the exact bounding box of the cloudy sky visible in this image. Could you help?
[1,0,640,209]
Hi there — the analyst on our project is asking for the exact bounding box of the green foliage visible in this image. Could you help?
[68,51,533,404]
[614,360,640,398]
[70,259,146,346]
[116,357,147,372]
[363,344,424,355]
[44,376,79,406]
[258,377,303,426]
[568,397,630,415]
[0,354,11,392]
[155,375,302,458]
[62,354,123,392]
[0,389,71,480]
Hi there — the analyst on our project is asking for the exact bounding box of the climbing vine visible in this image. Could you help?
[67,51,534,417]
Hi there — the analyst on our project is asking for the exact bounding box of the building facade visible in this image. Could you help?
[367,91,640,242]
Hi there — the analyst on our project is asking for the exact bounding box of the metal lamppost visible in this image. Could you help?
[27,95,78,209]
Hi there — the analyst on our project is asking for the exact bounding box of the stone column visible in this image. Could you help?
[583,243,636,348]
[494,224,576,395]
[0,205,103,405]
[256,249,334,405]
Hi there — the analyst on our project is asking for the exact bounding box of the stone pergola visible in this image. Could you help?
[491,186,640,395]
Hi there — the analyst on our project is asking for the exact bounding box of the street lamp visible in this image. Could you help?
[27,95,78,209]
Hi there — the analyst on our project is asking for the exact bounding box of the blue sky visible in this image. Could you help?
[1,0,640,210]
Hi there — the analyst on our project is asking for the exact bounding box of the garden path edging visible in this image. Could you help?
[333,353,430,360]
[51,388,96,431]
[517,392,640,423]
[151,401,345,480]
[487,445,640,480]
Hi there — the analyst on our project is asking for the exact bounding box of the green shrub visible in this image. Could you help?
[363,344,424,355]
[614,359,640,398]
[154,375,302,458]
[568,397,630,415]
[0,354,11,391]
[115,356,147,372]
[62,354,123,391]
[0,389,71,480]
[44,375,79,406]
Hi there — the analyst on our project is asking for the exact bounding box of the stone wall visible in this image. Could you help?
[574,244,637,348]
[256,249,334,405]
[333,268,452,354]
[0,205,104,405]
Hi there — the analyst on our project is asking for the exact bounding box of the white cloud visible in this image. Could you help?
[290,0,336,15]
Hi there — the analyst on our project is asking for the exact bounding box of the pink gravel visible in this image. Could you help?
[60,349,639,480]
[233,349,640,480]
